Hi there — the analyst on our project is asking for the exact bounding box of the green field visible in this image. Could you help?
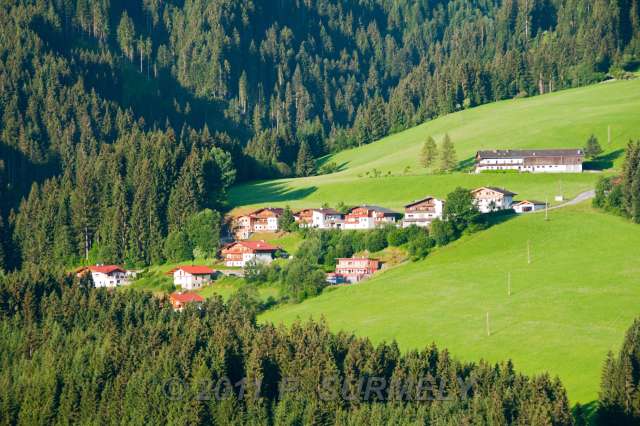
[232,80,640,404]
[230,79,640,212]
[261,203,640,403]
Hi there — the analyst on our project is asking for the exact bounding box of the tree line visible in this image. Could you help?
[593,140,640,222]
[0,267,574,425]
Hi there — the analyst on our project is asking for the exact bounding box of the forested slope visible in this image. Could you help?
[0,269,573,425]
[2,0,640,270]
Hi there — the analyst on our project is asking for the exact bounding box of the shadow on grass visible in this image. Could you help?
[583,149,624,171]
[231,181,318,207]
[456,156,476,172]
[483,210,519,228]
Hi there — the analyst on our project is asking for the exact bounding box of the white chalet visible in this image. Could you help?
[169,266,215,290]
[76,265,129,288]
[343,205,401,230]
[221,241,280,268]
[402,197,445,228]
[471,187,517,213]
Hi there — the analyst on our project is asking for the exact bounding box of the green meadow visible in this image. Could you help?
[230,79,640,212]
[230,80,640,404]
[261,203,640,403]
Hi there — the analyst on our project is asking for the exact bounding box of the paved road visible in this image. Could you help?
[542,189,596,211]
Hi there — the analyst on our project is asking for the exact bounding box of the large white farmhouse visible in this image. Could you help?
[475,149,584,173]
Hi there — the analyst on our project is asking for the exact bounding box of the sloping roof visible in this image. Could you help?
[314,208,342,215]
[476,149,583,159]
[514,200,546,206]
[174,265,215,275]
[404,196,441,208]
[351,205,400,215]
[250,207,284,215]
[224,240,280,252]
[77,265,126,275]
[472,186,518,196]
[170,292,205,303]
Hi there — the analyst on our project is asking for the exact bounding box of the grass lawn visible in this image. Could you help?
[248,232,304,254]
[125,258,222,295]
[230,79,640,212]
[260,202,640,404]
[197,276,280,302]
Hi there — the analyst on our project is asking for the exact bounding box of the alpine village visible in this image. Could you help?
[2,1,640,425]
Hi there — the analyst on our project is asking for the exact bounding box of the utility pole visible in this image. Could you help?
[486,312,491,336]
[545,197,549,221]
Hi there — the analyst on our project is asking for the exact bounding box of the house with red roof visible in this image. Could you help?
[167,266,215,290]
[75,265,129,288]
[221,240,280,267]
[169,292,205,311]
[334,257,381,283]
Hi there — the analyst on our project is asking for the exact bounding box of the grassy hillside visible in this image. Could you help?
[230,79,640,212]
[260,203,640,403]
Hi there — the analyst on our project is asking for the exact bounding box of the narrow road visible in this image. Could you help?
[544,189,596,211]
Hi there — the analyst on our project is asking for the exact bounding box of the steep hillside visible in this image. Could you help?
[230,79,640,211]
[260,202,640,403]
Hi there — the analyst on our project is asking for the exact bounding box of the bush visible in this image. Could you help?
[387,228,408,247]
[430,219,456,246]
[365,229,388,252]
[408,232,434,260]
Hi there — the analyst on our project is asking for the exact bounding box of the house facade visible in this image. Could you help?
[76,265,129,288]
[475,149,584,173]
[221,240,280,267]
[513,200,547,214]
[294,209,315,227]
[343,205,400,230]
[471,187,517,213]
[170,266,214,290]
[295,208,344,229]
[334,258,381,283]
[402,197,445,228]
[169,292,204,311]
[233,207,284,240]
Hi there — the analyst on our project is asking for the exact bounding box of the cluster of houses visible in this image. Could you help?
[229,185,546,285]
[233,186,543,238]
[77,148,574,303]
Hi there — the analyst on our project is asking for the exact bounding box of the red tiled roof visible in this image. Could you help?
[76,265,126,274]
[174,265,214,275]
[170,292,205,303]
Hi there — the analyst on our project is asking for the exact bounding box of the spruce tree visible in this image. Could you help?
[438,133,457,172]
[295,142,315,177]
[584,134,603,159]
[419,136,438,169]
